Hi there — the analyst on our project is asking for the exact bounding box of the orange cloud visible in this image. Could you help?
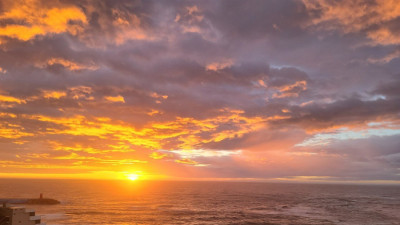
[42,90,67,99]
[206,59,233,71]
[1,107,276,154]
[258,80,267,87]
[0,113,16,119]
[147,109,161,116]
[0,0,87,42]
[150,92,168,99]
[69,86,93,100]
[0,67,6,74]
[44,58,98,71]
[28,115,161,149]
[0,104,290,179]
[0,124,33,139]
[0,114,32,139]
[303,0,400,45]
[154,109,270,149]
[175,5,218,41]
[367,28,400,45]
[111,8,153,44]
[175,158,199,165]
[78,6,152,46]
[104,95,125,103]
[150,92,168,104]
[0,94,26,104]
[150,152,169,159]
[273,80,307,98]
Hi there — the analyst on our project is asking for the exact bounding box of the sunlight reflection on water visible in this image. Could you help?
[0,180,399,224]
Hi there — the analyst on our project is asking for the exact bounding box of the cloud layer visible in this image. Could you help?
[0,0,399,182]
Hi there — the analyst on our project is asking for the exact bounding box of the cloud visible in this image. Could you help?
[303,0,400,45]
[0,0,87,42]
[41,90,67,99]
[368,49,400,64]
[169,149,241,159]
[42,58,98,71]
[0,123,32,139]
[292,134,400,180]
[274,97,400,132]
[206,59,234,71]
[69,86,93,100]
[71,0,154,46]
[150,152,169,160]
[104,95,125,103]
[372,81,400,99]
[0,94,26,104]
[272,80,307,98]
[367,27,400,45]
[175,158,202,166]
[0,106,271,158]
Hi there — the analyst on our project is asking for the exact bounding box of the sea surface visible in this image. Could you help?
[0,179,399,224]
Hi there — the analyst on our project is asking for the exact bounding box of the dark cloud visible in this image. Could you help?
[292,134,400,180]
[277,97,400,131]
[372,80,400,99]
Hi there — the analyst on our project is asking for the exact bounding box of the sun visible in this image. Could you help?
[126,173,139,181]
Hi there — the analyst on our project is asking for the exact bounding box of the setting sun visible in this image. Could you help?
[127,174,139,181]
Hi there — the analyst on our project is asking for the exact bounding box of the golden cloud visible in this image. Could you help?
[0,108,276,154]
[104,95,125,103]
[42,90,67,99]
[0,113,32,139]
[0,0,87,42]
[147,109,161,116]
[0,124,33,139]
[150,152,169,159]
[0,105,290,178]
[0,94,26,104]
[175,158,199,165]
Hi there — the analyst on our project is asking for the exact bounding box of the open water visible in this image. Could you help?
[0,179,399,224]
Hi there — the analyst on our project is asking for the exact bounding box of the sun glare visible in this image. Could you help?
[127,173,139,181]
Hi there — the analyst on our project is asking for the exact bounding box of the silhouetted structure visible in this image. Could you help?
[0,203,44,225]
[0,194,60,205]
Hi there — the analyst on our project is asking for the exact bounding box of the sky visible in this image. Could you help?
[0,0,399,183]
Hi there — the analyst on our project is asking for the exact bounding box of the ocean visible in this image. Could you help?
[0,179,399,224]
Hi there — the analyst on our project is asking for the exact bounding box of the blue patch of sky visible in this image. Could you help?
[296,124,400,147]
